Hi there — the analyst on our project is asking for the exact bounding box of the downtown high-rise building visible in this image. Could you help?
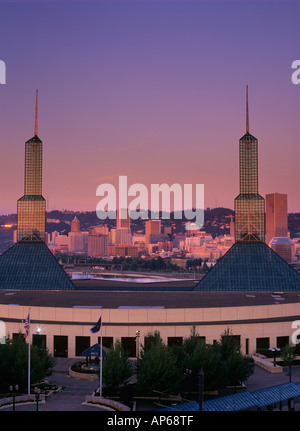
[116,208,130,230]
[111,208,132,246]
[265,193,288,244]
[145,219,161,245]
[71,216,80,233]
[265,193,294,263]
[17,90,46,242]
[234,86,265,243]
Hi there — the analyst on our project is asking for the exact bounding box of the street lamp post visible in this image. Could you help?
[136,330,140,359]
[287,353,292,383]
[184,369,192,399]
[9,384,19,411]
[269,347,280,367]
[198,369,204,411]
[34,387,41,411]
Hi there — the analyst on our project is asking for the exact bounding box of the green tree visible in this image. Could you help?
[223,350,254,386]
[219,327,241,356]
[217,328,254,387]
[130,260,138,271]
[182,326,205,356]
[155,256,166,270]
[183,340,227,392]
[102,340,133,393]
[143,330,163,352]
[181,328,254,392]
[136,331,183,396]
[122,261,130,270]
[280,344,297,365]
[0,335,56,393]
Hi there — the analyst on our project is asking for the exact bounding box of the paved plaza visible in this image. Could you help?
[2,358,300,411]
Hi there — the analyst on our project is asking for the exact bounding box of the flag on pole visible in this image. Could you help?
[24,313,30,339]
[90,316,102,333]
[90,309,103,398]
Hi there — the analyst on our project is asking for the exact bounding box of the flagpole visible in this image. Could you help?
[100,307,103,398]
[28,307,31,396]
[90,309,103,398]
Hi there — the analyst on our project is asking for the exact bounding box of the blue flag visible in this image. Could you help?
[91,316,102,333]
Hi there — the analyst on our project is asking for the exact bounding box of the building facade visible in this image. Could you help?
[1,290,300,358]
[17,90,46,242]
[265,193,288,244]
[234,86,265,243]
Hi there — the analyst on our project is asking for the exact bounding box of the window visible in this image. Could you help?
[32,334,46,349]
[277,336,289,349]
[256,337,269,350]
[167,337,183,347]
[54,335,68,358]
[75,336,90,356]
[121,337,136,357]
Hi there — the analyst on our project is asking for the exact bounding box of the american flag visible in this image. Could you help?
[24,313,30,339]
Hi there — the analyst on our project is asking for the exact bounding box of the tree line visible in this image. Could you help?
[102,328,255,402]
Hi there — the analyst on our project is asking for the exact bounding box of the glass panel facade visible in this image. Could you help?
[17,136,45,242]
[17,196,46,242]
[239,138,258,194]
[234,133,265,243]
[24,140,42,195]
[234,194,265,242]
[0,242,75,290]
[194,242,300,291]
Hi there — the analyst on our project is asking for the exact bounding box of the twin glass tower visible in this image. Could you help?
[234,85,265,243]
[16,86,264,245]
[17,90,46,242]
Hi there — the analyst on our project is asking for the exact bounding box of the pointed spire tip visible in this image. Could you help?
[246,85,249,134]
[35,89,38,136]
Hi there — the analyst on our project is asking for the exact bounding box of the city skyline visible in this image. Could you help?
[0,1,299,215]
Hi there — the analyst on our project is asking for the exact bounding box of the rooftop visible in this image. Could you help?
[194,242,300,291]
[1,287,300,310]
[0,242,75,290]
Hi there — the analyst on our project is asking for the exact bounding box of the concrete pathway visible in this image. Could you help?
[1,358,107,411]
[245,364,300,391]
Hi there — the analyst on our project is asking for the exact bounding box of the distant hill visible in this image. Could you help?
[1,207,299,253]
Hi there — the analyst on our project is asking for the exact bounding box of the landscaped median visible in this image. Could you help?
[68,362,132,411]
[84,395,131,411]
[0,394,45,409]
[69,365,99,381]
[252,354,283,373]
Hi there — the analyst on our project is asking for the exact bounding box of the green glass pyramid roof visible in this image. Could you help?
[194,242,300,291]
[0,242,75,290]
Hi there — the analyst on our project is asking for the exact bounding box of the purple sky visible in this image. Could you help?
[0,0,299,215]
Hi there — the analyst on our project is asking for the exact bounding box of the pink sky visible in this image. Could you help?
[0,1,299,215]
